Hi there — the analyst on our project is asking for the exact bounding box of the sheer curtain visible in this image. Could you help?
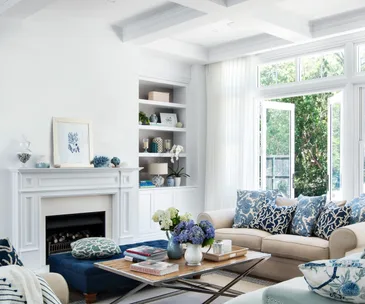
[205,57,259,210]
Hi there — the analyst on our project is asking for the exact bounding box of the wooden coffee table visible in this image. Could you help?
[95,250,270,304]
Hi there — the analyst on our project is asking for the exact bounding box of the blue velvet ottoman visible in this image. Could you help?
[48,239,168,303]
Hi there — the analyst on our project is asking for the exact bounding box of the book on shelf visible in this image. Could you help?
[126,246,166,257]
[130,260,179,276]
[123,251,167,261]
[139,180,155,188]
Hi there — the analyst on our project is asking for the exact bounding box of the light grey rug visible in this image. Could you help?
[69,271,274,304]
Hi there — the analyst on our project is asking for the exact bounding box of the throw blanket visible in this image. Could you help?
[0,265,61,304]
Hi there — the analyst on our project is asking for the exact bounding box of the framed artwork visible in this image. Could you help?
[52,117,93,168]
[160,113,178,127]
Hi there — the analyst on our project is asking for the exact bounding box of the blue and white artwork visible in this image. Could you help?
[68,132,80,153]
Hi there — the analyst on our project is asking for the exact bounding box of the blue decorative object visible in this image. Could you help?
[346,194,365,224]
[151,142,158,153]
[233,190,279,228]
[249,204,297,234]
[92,156,110,168]
[167,176,175,187]
[314,203,352,240]
[300,258,365,302]
[290,194,326,237]
[166,231,183,259]
[0,238,23,267]
[111,157,120,168]
[149,114,158,124]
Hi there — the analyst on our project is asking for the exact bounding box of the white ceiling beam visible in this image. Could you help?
[114,2,206,45]
[168,0,226,13]
[145,38,209,63]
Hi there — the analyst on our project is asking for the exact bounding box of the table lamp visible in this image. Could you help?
[148,163,168,187]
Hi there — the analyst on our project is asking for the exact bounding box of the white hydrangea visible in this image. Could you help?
[180,212,192,222]
[152,209,164,223]
[167,207,178,218]
[160,215,173,230]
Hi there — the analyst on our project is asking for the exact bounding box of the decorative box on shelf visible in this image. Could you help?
[148,91,170,103]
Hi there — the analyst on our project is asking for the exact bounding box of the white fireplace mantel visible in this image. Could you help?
[10,167,141,270]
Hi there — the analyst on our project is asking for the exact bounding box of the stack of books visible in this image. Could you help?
[124,245,167,263]
[130,260,179,276]
[139,180,155,188]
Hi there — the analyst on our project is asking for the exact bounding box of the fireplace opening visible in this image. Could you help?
[45,211,106,260]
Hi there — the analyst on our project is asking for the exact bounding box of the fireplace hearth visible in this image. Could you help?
[46,211,106,260]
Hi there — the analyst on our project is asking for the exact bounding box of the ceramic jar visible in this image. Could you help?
[152,137,163,153]
[184,244,203,266]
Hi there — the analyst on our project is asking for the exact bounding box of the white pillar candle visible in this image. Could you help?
[222,240,232,253]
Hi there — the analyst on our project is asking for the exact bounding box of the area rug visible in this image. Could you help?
[69,271,275,304]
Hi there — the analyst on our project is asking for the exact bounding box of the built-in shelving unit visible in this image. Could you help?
[138,78,188,187]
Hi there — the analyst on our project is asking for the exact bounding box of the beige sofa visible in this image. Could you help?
[40,273,69,304]
[197,208,365,281]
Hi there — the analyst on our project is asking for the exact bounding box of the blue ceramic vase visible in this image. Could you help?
[166,231,183,259]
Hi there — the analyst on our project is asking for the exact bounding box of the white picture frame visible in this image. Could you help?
[160,113,178,127]
[52,117,93,168]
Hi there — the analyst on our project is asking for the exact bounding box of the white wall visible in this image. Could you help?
[0,14,205,238]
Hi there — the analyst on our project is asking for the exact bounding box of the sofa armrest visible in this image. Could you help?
[329,222,365,259]
[197,208,235,229]
[40,273,69,304]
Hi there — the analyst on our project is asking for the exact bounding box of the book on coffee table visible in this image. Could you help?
[130,260,179,276]
[126,246,166,257]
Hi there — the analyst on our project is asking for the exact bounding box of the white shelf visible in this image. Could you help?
[139,153,187,158]
[139,186,197,191]
[139,99,186,109]
[139,125,186,132]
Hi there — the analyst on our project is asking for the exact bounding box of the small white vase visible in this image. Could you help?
[184,244,203,266]
[174,177,181,187]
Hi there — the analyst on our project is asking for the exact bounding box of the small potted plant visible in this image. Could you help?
[168,165,190,187]
[139,111,150,125]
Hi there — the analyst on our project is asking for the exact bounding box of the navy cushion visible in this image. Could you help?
[0,238,23,267]
[48,240,167,293]
[249,205,297,234]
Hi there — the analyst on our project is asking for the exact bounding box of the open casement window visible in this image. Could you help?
[328,92,343,200]
[260,101,295,198]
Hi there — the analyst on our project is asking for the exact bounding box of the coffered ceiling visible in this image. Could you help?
[2,0,365,63]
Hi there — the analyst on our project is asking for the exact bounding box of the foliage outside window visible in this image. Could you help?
[259,60,296,87]
[358,44,365,72]
[300,50,344,81]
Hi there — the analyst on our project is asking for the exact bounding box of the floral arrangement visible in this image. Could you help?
[173,220,215,247]
[91,156,110,168]
[169,145,184,163]
[152,207,192,231]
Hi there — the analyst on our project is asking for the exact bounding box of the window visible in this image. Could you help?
[259,59,295,87]
[358,44,365,72]
[300,50,344,81]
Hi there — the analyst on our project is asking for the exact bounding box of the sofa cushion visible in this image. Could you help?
[262,234,329,261]
[215,228,272,251]
[249,205,297,234]
[299,259,365,303]
[314,203,351,240]
[346,194,365,224]
[290,194,327,237]
[233,190,278,228]
[0,238,23,267]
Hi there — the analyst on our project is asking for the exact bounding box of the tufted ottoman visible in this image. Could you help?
[48,240,168,303]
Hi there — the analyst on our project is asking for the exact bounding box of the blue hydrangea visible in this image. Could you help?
[199,220,215,240]
[92,156,110,168]
[172,220,215,245]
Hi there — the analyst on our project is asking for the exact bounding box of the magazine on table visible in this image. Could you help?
[126,246,166,257]
[130,260,179,276]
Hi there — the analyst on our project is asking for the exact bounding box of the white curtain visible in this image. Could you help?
[205,57,259,210]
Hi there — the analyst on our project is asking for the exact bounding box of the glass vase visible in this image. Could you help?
[17,140,32,167]
[166,231,183,259]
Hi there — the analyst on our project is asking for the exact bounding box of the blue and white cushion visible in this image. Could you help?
[299,259,365,303]
[314,203,352,240]
[290,194,326,237]
[346,194,365,224]
[0,238,23,267]
[249,205,297,234]
[233,190,278,228]
[37,275,62,304]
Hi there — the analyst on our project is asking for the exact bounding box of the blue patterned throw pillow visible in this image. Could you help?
[346,194,365,224]
[0,238,23,266]
[249,205,297,234]
[233,190,278,228]
[314,203,351,240]
[290,194,326,237]
[300,259,365,303]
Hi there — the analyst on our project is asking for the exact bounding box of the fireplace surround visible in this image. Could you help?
[10,167,140,271]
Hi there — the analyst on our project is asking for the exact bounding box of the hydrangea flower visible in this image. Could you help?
[199,220,215,240]
[180,212,192,222]
[172,220,215,246]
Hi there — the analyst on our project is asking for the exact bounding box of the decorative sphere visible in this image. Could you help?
[111,157,121,167]
[176,122,183,128]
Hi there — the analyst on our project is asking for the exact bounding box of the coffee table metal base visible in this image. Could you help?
[109,258,266,304]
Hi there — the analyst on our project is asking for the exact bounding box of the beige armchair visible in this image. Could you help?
[40,273,69,304]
